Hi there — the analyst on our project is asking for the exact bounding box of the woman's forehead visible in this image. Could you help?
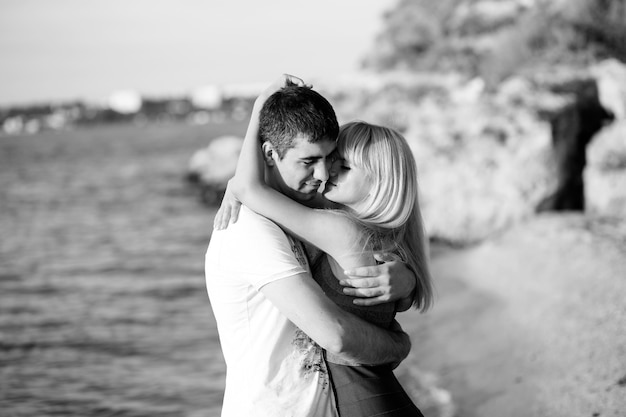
[329,148,342,159]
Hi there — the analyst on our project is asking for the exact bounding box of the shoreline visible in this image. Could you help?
[396,214,626,417]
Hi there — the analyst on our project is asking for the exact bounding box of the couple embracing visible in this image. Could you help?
[205,74,433,417]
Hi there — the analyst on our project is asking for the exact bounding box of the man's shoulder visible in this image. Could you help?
[235,205,282,230]
[212,205,283,238]
[210,206,290,251]
[207,206,310,282]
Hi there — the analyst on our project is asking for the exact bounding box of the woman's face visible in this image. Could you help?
[323,150,371,209]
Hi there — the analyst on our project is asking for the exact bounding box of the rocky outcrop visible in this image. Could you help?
[364,0,626,79]
[537,77,614,211]
[189,59,626,244]
[585,121,626,217]
[187,135,242,205]
[449,0,532,36]
[351,0,626,243]
[592,58,626,120]
[325,73,553,243]
[323,61,623,244]
[539,59,626,217]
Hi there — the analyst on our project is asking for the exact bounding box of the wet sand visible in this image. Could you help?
[397,214,626,417]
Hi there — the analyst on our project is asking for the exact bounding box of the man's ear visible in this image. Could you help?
[261,142,277,166]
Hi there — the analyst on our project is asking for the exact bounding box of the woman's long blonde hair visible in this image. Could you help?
[338,121,433,312]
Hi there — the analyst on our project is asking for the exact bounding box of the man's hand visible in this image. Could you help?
[262,272,412,366]
[213,181,242,230]
[341,253,416,309]
[387,320,411,369]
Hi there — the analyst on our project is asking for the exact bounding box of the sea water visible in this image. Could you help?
[0,121,247,417]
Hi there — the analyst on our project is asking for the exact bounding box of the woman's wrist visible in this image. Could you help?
[253,94,270,112]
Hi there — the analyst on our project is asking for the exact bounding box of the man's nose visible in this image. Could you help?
[313,161,330,182]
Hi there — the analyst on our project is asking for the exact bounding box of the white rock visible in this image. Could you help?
[585,121,626,217]
[591,59,626,120]
[188,135,243,185]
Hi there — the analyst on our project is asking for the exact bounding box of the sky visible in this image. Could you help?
[0,0,392,106]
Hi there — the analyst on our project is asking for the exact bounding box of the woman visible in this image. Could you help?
[219,75,433,417]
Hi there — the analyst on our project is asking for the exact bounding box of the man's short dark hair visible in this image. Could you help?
[259,86,339,158]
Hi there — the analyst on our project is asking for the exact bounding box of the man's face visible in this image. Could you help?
[266,135,336,203]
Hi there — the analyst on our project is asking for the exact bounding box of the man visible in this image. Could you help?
[205,76,416,416]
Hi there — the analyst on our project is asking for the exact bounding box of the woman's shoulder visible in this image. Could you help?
[313,209,376,255]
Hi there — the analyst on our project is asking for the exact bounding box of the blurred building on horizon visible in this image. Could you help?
[0,81,271,136]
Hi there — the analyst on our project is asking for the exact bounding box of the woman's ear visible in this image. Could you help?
[261,142,276,166]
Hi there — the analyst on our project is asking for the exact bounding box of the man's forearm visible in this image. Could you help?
[261,273,411,367]
[327,313,411,366]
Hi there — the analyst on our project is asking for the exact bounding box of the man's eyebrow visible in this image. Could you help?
[300,156,322,161]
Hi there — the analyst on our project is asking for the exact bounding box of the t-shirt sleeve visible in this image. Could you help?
[213,207,309,290]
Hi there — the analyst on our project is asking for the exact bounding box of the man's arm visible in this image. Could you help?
[261,272,411,366]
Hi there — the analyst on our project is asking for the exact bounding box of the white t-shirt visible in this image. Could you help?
[205,206,336,417]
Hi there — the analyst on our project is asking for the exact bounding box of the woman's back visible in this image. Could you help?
[310,254,395,329]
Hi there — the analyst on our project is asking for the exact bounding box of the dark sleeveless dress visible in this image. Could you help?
[309,253,424,417]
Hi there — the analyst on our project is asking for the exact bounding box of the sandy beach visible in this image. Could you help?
[396,214,626,417]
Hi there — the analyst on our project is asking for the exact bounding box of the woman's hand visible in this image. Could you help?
[213,181,242,230]
[340,253,417,308]
[254,74,309,110]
